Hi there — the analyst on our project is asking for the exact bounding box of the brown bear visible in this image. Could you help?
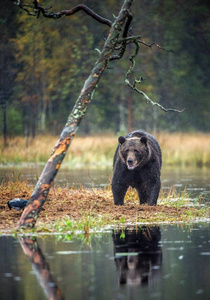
[112,130,162,205]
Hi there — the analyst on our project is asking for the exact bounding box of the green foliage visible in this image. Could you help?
[0,105,22,135]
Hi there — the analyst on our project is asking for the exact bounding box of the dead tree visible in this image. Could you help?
[14,0,183,229]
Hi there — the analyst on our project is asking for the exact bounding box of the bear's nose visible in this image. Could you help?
[128,158,134,165]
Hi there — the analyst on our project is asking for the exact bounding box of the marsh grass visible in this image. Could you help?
[156,132,210,167]
[0,132,210,167]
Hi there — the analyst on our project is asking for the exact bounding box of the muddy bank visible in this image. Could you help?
[0,180,208,234]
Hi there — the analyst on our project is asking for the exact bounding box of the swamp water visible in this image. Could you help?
[0,223,210,300]
[0,166,209,200]
[0,166,209,299]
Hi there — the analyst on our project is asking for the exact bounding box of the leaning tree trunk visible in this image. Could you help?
[19,237,64,300]
[17,0,133,228]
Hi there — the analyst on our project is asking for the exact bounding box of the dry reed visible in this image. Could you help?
[0,132,209,168]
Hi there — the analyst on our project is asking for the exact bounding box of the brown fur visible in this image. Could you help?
[112,130,162,205]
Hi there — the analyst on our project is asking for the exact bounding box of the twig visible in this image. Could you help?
[139,40,178,54]
[13,1,36,16]
[126,79,184,112]
[13,0,112,26]
[125,41,184,113]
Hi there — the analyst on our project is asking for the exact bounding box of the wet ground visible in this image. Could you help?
[1,183,205,232]
[0,166,209,232]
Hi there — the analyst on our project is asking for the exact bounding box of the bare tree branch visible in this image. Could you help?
[125,40,184,113]
[126,79,184,112]
[113,35,177,62]
[13,0,112,26]
[12,1,36,16]
[138,40,178,54]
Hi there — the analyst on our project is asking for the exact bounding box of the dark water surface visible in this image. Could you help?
[0,223,210,300]
[0,165,209,200]
[1,165,209,299]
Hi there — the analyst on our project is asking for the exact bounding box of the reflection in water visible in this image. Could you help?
[18,228,162,299]
[1,224,209,299]
[19,237,64,300]
[112,226,162,286]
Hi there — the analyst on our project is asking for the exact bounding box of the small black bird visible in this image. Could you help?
[7,198,28,211]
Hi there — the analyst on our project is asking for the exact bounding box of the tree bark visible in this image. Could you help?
[17,0,133,229]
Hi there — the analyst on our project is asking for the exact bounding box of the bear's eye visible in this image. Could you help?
[134,149,138,153]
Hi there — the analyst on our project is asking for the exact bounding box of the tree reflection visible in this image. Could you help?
[112,226,162,286]
[19,237,64,300]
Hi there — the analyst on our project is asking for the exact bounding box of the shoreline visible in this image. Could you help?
[0,181,209,236]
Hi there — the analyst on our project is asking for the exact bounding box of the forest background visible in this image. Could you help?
[0,0,209,140]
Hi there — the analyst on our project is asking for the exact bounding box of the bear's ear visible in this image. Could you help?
[141,136,147,144]
[118,136,126,145]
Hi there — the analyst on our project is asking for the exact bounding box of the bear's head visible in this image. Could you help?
[118,135,149,170]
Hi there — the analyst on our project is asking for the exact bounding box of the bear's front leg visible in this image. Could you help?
[137,184,148,205]
[137,179,160,206]
[147,183,160,206]
[147,178,161,206]
[112,181,128,205]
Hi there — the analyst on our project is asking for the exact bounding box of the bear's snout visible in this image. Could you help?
[128,158,133,164]
[127,156,136,170]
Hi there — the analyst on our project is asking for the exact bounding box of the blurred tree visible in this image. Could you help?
[0,1,17,145]
[133,0,210,132]
[0,0,209,136]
